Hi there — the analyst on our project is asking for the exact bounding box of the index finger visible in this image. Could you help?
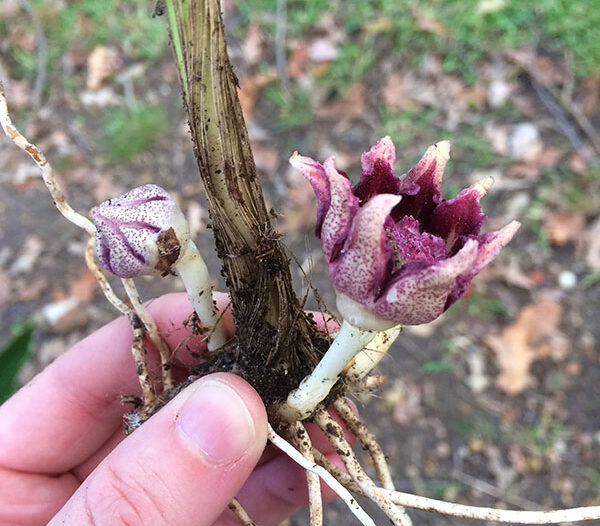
[0,292,232,474]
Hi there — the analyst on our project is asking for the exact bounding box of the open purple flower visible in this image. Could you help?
[91,184,190,279]
[291,137,519,330]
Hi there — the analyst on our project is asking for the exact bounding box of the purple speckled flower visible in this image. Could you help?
[291,137,520,330]
[91,184,189,278]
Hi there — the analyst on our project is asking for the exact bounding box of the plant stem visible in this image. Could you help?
[175,240,226,350]
[164,0,188,102]
[164,0,319,381]
[282,320,376,420]
[345,325,401,383]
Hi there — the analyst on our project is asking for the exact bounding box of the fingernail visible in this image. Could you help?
[177,379,256,465]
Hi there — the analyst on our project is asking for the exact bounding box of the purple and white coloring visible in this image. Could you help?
[91,184,190,279]
[291,137,519,330]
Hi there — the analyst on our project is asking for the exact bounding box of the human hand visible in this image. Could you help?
[0,293,353,526]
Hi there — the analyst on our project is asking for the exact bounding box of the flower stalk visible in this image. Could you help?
[91,184,225,351]
[282,320,377,420]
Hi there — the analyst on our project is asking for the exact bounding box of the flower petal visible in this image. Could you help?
[290,151,331,237]
[392,140,450,223]
[331,194,402,303]
[446,220,521,307]
[354,137,400,204]
[91,184,189,278]
[373,238,479,325]
[388,216,447,268]
[427,177,493,254]
[320,157,359,261]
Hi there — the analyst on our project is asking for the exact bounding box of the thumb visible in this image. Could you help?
[50,373,267,526]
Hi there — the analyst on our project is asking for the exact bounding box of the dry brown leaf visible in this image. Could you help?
[287,44,310,79]
[412,6,447,36]
[584,216,600,271]
[315,83,366,119]
[87,46,121,91]
[583,71,600,116]
[69,269,98,303]
[363,17,393,36]
[543,210,585,246]
[486,295,564,395]
[383,72,416,111]
[242,23,264,65]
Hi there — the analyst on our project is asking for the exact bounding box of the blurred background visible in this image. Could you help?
[1,0,600,524]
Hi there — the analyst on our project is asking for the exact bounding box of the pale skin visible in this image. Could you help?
[0,293,353,526]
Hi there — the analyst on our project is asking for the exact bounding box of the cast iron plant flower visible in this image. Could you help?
[91,183,226,349]
[291,137,520,331]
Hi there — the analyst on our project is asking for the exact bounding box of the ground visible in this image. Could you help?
[1,1,600,524]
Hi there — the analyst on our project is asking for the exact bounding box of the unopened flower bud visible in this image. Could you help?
[91,184,190,278]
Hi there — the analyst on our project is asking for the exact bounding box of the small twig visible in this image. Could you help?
[314,410,412,526]
[228,498,256,526]
[0,84,95,235]
[290,422,323,526]
[122,279,174,391]
[275,0,289,93]
[20,0,47,106]
[333,398,396,491]
[504,51,600,157]
[312,447,360,493]
[266,423,376,526]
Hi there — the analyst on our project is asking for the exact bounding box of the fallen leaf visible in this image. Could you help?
[363,17,393,36]
[583,71,600,116]
[69,269,98,303]
[87,46,121,91]
[308,38,339,63]
[287,44,310,79]
[584,216,600,271]
[412,6,446,36]
[383,72,416,111]
[9,235,44,275]
[543,211,585,246]
[486,295,565,395]
[251,142,280,173]
[242,23,264,65]
[315,83,366,119]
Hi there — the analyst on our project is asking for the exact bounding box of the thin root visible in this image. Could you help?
[289,422,323,526]
[314,409,412,526]
[130,314,156,404]
[122,278,174,391]
[267,423,376,526]
[0,84,96,235]
[228,498,256,526]
[333,398,395,490]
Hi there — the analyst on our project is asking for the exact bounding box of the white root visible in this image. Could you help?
[333,398,395,491]
[227,498,256,526]
[289,422,323,526]
[267,424,376,526]
[281,320,376,421]
[122,279,174,391]
[1,88,163,401]
[175,240,227,350]
[314,410,412,526]
[383,490,600,524]
[0,84,95,235]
